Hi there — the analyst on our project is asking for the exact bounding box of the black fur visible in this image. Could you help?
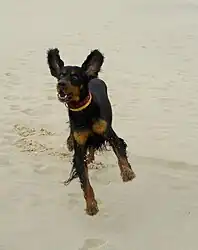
[47,48,135,215]
[65,78,113,185]
[47,48,64,78]
[82,50,104,79]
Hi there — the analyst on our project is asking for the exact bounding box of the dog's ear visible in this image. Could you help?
[47,48,64,78]
[81,49,104,78]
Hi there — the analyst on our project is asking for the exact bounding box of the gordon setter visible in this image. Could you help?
[47,48,136,216]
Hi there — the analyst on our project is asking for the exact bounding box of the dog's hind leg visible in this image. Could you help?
[106,127,136,182]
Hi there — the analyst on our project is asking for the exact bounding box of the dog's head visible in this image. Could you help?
[47,48,104,103]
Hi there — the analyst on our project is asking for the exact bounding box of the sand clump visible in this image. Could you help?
[13,124,69,160]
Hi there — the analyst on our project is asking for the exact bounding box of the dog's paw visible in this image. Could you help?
[86,200,99,216]
[121,167,136,182]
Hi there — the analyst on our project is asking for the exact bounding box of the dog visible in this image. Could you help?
[47,48,136,215]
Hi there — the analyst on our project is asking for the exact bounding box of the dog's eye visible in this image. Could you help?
[71,75,78,81]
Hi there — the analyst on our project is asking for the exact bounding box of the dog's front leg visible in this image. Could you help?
[106,127,136,182]
[73,131,98,216]
[92,119,135,181]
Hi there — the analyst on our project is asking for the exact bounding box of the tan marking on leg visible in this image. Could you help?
[84,164,98,216]
[92,119,107,134]
[73,131,90,145]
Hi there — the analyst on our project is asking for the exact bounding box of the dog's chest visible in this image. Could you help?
[69,102,99,128]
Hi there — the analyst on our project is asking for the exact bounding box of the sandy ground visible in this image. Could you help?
[1,0,198,249]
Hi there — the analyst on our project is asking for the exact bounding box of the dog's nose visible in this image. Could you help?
[58,80,65,87]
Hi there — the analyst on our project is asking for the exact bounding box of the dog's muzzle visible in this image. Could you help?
[57,80,72,103]
[57,91,72,103]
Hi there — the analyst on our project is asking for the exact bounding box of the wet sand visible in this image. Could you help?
[1,0,198,249]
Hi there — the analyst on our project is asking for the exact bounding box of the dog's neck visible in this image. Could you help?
[67,92,92,112]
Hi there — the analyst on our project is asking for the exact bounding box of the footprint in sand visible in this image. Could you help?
[90,163,119,185]
[67,192,81,209]
[79,239,115,250]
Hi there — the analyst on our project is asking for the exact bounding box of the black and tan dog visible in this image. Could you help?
[47,48,136,215]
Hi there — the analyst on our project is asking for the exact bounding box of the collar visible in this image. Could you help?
[67,92,92,112]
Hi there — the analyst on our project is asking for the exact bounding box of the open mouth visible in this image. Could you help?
[57,90,72,103]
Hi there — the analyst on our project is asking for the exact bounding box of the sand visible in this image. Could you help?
[1,0,198,249]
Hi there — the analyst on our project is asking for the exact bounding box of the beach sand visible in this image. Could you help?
[1,0,198,249]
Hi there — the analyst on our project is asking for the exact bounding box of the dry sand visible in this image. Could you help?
[1,0,198,249]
